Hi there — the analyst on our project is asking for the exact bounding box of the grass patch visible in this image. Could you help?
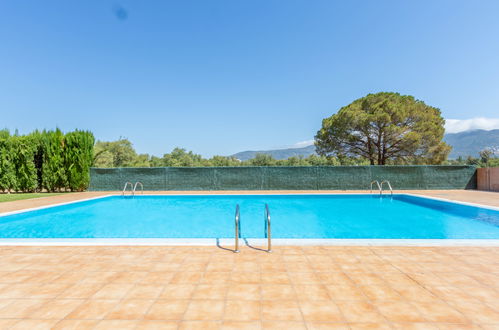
[0,193,65,203]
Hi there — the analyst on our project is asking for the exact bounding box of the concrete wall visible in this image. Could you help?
[477,167,499,192]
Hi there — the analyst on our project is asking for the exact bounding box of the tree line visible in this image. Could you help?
[93,139,372,168]
[0,129,94,193]
[93,138,498,169]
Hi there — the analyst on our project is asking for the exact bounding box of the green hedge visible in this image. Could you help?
[89,165,477,191]
[0,129,94,192]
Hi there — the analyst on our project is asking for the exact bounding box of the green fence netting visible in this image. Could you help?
[89,166,476,191]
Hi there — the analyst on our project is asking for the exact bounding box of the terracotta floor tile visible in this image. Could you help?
[151,263,182,272]
[326,285,367,301]
[192,284,227,300]
[360,284,403,301]
[23,271,63,283]
[221,320,262,330]
[66,299,120,320]
[0,271,33,283]
[0,283,38,299]
[288,272,321,284]
[450,301,499,324]
[224,300,260,321]
[141,272,175,284]
[182,262,208,272]
[145,299,189,320]
[179,321,221,330]
[459,285,499,304]
[286,263,315,272]
[395,284,440,302]
[0,299,47,318]
[0,319,19,329]
[8,319,60,330]
[105,299,154,320]
[306,323,349,330]
[261,284,296,300]
[50,271,87,284]
[124,284,164,299]
[206,262,234,272]
[91,283,134,299]
[310,262,339,272]
[0,299,13,311]
[159,284,196,299]
[374,301,427,323]
[299,300,343,322]
[231,272,261,284]
[110,271,148,284]
[57,283,104,299]
[434,324,482,330]
[170,272,204,284]
[425,286,479,303]
[27,283,70,299]
[261,272,291,284]
[227,284,261,300]
[478,324,499,330]
[200,272,231,284]
[135,320,178,330]
[234,261,260,272]
[79,272,119,283]
[93,320,139,329]
[348,273,387,286]
[261,300,302,321]
[183,300,224,320]
[28,299,84,319]
[262,321,307,329]
[348,323,392,329]
[260,263,287,272]
[412,301,470,324]
[294,284,331,300]
[52,319,100,330]
[391,323,439,329]
[336,301,386,323]
[315,272,354,285]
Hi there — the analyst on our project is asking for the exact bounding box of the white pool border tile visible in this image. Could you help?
[0,238,498,246]
[1,192,499,246]
[0,194,114,217]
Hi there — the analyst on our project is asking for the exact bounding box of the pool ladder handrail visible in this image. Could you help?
[133,182,144,195]
[380,180,393,195]
[265,204,272,253]
[234,204,240,253]
[370,180,382,194]
[122,182,133,196]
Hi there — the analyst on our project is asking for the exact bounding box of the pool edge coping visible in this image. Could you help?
[0,238,498,247]
[0,194,114,217]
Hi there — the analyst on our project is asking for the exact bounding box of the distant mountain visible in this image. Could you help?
[231,129,499,160]
[232,145,316,161]
[444,129,499,158]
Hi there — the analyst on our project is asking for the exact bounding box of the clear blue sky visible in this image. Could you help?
[1,1,498,157]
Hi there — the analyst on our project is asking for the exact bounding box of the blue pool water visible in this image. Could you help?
[0,194,498,239]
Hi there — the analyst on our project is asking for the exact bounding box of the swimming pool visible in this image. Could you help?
[1,194,498,240]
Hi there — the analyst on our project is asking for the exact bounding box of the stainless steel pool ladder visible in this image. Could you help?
[265,204,272,252]
[370,180,382,194]
[234,204,240,253]
[133,182,144,195]
[381,180,393,195]
[122,182,133,196]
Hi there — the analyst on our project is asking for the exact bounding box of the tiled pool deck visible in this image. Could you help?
[0,190,498,329]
